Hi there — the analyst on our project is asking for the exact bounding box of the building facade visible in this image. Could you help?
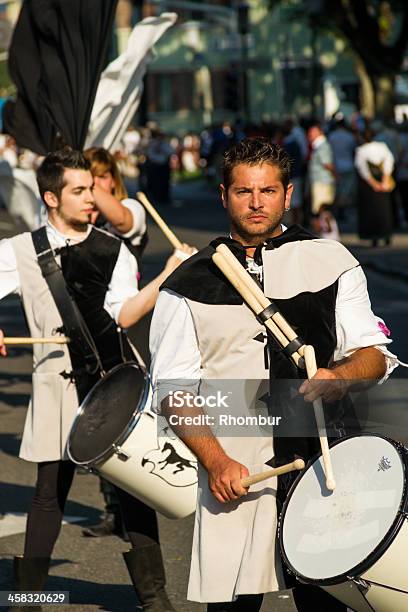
[138,0,361,134]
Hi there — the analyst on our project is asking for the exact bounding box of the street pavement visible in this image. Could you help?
[0,180,407,611]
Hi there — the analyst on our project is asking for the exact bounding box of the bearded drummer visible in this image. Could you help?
[0,148,194,610]
[149,137,401,611]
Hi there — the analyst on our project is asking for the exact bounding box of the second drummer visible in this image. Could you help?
[0,147,194,611]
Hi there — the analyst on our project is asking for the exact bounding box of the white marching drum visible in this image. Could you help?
[68,362,198,519]
[279,434,408,612]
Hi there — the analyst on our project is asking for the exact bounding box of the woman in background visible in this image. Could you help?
[84,147,148,263]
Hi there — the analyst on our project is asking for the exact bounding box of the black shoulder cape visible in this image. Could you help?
[162,225,316,305]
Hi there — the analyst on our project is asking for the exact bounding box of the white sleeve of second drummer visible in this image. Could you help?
[150,289,201,412]
[119,198,147,242]
[104,242,139,323]
[104,198,146,244]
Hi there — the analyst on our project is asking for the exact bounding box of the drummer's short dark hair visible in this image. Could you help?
[222,138,292,192]
[37,147,91,203]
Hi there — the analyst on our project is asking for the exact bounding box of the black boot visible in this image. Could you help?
[11,556,50,611]
[123,544,177,611]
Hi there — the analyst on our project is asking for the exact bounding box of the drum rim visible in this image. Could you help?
[67,361,150,466]
[278,433,408,586]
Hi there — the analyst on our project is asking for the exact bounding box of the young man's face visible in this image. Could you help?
[220,163,292,245]
[47,168,96,229]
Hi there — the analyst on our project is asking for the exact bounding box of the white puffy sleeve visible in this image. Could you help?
[334,266,399,381]
[149,289,201,411]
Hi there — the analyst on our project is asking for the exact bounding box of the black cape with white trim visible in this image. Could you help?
[162,225,358,303]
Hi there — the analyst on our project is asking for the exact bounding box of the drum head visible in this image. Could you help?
[68,362,149,464]
[280,435,406,583]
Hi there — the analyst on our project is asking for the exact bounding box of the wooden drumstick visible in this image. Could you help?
[216,244,304,357]
[137,191,183,250]
[212,252,303,367]
[241,458,305,488]
[3,337,69,345]
[303,345,336,491]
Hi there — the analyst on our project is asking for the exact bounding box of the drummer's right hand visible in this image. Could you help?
[207,455,249,504]
[0,329,7,357]
[174,243,197,261]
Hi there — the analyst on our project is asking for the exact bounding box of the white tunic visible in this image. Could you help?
[0,224,139,462]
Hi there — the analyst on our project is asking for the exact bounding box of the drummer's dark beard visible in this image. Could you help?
[57,208,89,233]
[228,210,285,246]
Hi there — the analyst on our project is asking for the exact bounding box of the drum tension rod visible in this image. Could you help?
[112,444,130,462]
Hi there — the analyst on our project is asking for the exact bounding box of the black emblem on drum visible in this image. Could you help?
[142,440,198,487]
[378,456,392,471]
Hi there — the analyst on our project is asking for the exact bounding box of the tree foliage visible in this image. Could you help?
[269,0,408,116]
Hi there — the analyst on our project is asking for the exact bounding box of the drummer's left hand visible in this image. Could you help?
[299,368,348,403]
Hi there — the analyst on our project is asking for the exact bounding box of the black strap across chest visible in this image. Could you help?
[31,227,102,371]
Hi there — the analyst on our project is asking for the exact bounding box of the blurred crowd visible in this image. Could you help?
[118,114,408,247]
[195,113,408,245]
[1,113,408,246]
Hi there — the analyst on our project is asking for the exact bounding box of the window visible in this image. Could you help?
[146,72,194,112]
[165,0,234,22]
[281,61,322,108]
[212,68,241,111]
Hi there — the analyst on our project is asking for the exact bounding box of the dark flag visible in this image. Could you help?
[3,0,118,155]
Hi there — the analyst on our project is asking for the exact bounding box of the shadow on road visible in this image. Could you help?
[0,394,30,408]
[0,481,100,520]
[0,372,32,386]
[50,576,137,610]
[0,433,22,457]
[0,558,137,611]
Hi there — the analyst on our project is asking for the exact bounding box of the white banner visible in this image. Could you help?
[85,12,177,151]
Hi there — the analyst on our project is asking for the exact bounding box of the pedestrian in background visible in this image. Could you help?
[282,119,304,225]
[355,127,395,247]
[307,122,336,215]
[146,130,174,206]
[312,203,340,241]
[328,117,357,219]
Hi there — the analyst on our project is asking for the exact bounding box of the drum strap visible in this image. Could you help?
[31,227,104,378]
